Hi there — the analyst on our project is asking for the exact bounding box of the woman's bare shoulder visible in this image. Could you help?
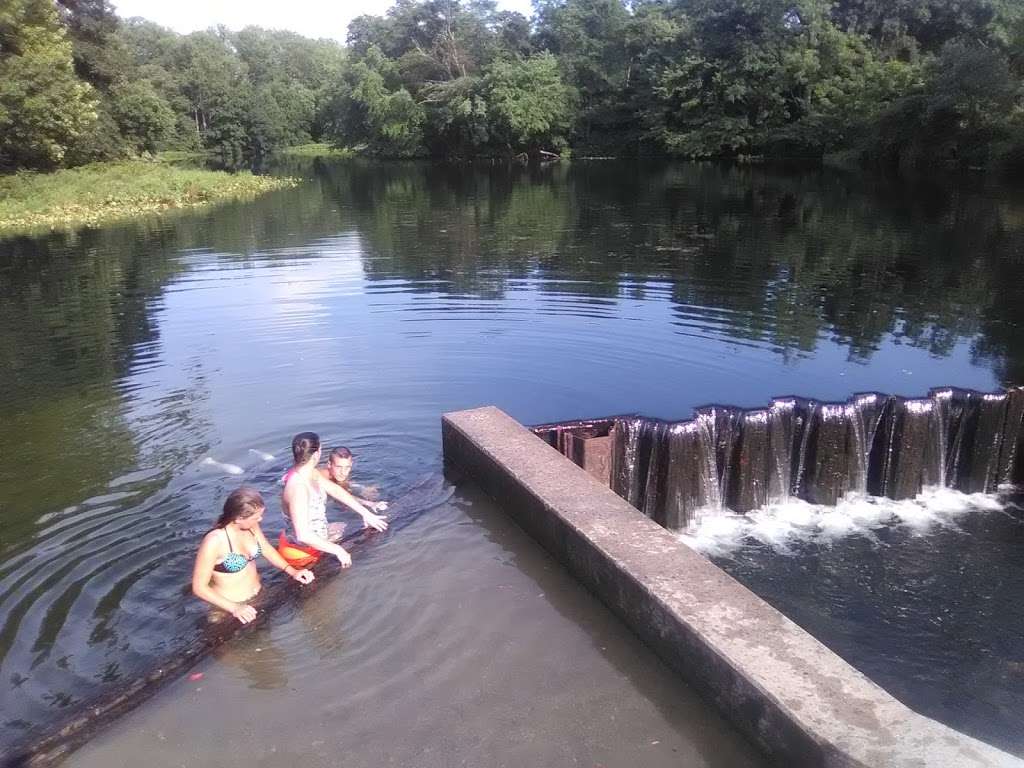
[199,528,225,549]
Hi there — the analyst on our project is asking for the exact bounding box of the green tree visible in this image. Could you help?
[830,0,1000,56]
[56,0,141,162]
[174,30,251,154]
[329,47,426,156]
[485,53,574,152]
[420,75,491,155]
[533,0,632,152]
[645,0,912,158]
[56,0,130,86]
[108,80,176,153]
[870,42,1019,168]
[0,0,97,169]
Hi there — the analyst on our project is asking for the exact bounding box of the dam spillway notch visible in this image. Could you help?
[531,387,1024,530]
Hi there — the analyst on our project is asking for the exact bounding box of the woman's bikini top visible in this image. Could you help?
[212,528,262,574]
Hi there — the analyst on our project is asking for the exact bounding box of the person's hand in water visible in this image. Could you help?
[370,500,388,513]
[232,603,258,624]
[291,568,314,584]
[360,510,388,531]
[336,548,352,568]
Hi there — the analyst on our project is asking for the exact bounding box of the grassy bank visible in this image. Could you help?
[277,143,353,159]
[0,161,298,235]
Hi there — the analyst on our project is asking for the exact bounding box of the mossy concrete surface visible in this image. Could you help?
[442,405,1023,768]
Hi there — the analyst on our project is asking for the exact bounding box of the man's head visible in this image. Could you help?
[326,446,354,484]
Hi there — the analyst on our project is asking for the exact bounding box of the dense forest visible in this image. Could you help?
[2,0,1023,170]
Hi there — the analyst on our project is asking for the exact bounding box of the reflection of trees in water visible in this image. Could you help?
[0,176,348,550]
[318,160,573,299]
[0,229,176,535]
[337,160,1024,384]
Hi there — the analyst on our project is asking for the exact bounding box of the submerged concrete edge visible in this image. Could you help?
[442,405,1022,768]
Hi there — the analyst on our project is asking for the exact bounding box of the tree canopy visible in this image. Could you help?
[1,0,1021,170]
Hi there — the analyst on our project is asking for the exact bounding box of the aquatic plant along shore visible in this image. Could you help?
[0,162,297,235]
[535,387,1024,529]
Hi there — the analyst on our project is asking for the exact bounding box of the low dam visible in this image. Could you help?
[443,401,1024,767]
[532,387,1024,528]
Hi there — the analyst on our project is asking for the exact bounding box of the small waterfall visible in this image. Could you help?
[791,400,818,499]
[806,403,852,505]
[694,410,723,511]
[539,386,1024,531]
[766,398,797,502]
[731,409,770,513]
[997,388,1024,485]
[663,417,722,528]
[888,398,938,499]
[612,417,646,507]
[641,421,669,525]
[848,393,886,495]
[935,388,976,489]
[931,388,955,487]
[703,406,741,508]
[966,393,1008,493]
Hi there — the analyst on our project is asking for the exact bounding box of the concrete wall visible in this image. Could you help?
[442,406,1023,768]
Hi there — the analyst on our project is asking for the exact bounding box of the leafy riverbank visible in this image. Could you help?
[0,161,297,236]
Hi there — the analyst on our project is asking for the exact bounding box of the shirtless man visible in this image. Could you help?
[319,446,388,513]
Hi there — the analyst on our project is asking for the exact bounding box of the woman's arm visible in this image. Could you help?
[320,477,388,531]
[285,480,353,566]
[191,533,258,623]
[253,525,314,584]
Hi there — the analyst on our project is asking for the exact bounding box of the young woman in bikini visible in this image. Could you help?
[192,487,315,624]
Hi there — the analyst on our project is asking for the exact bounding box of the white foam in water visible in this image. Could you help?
[681,486,1006,557]
[200,457,245,476]
[248,449,275,461]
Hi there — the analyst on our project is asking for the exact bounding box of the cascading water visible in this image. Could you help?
[791,400,818,500]
[969,392,1009,493]
[997,388,1024,485]
[539,387,1024,529]
[766,398,797,502]
[848,393,886,495]
[662,419,721,528]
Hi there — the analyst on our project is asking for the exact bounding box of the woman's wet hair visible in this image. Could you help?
[215,487,265,528]
[292,431,321,464]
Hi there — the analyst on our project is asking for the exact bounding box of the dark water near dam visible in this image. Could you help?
[1,159,1023,762]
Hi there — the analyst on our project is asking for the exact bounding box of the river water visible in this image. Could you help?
[1,159,1023,762]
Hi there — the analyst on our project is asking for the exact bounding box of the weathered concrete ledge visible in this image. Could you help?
[442,406,1023,768]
